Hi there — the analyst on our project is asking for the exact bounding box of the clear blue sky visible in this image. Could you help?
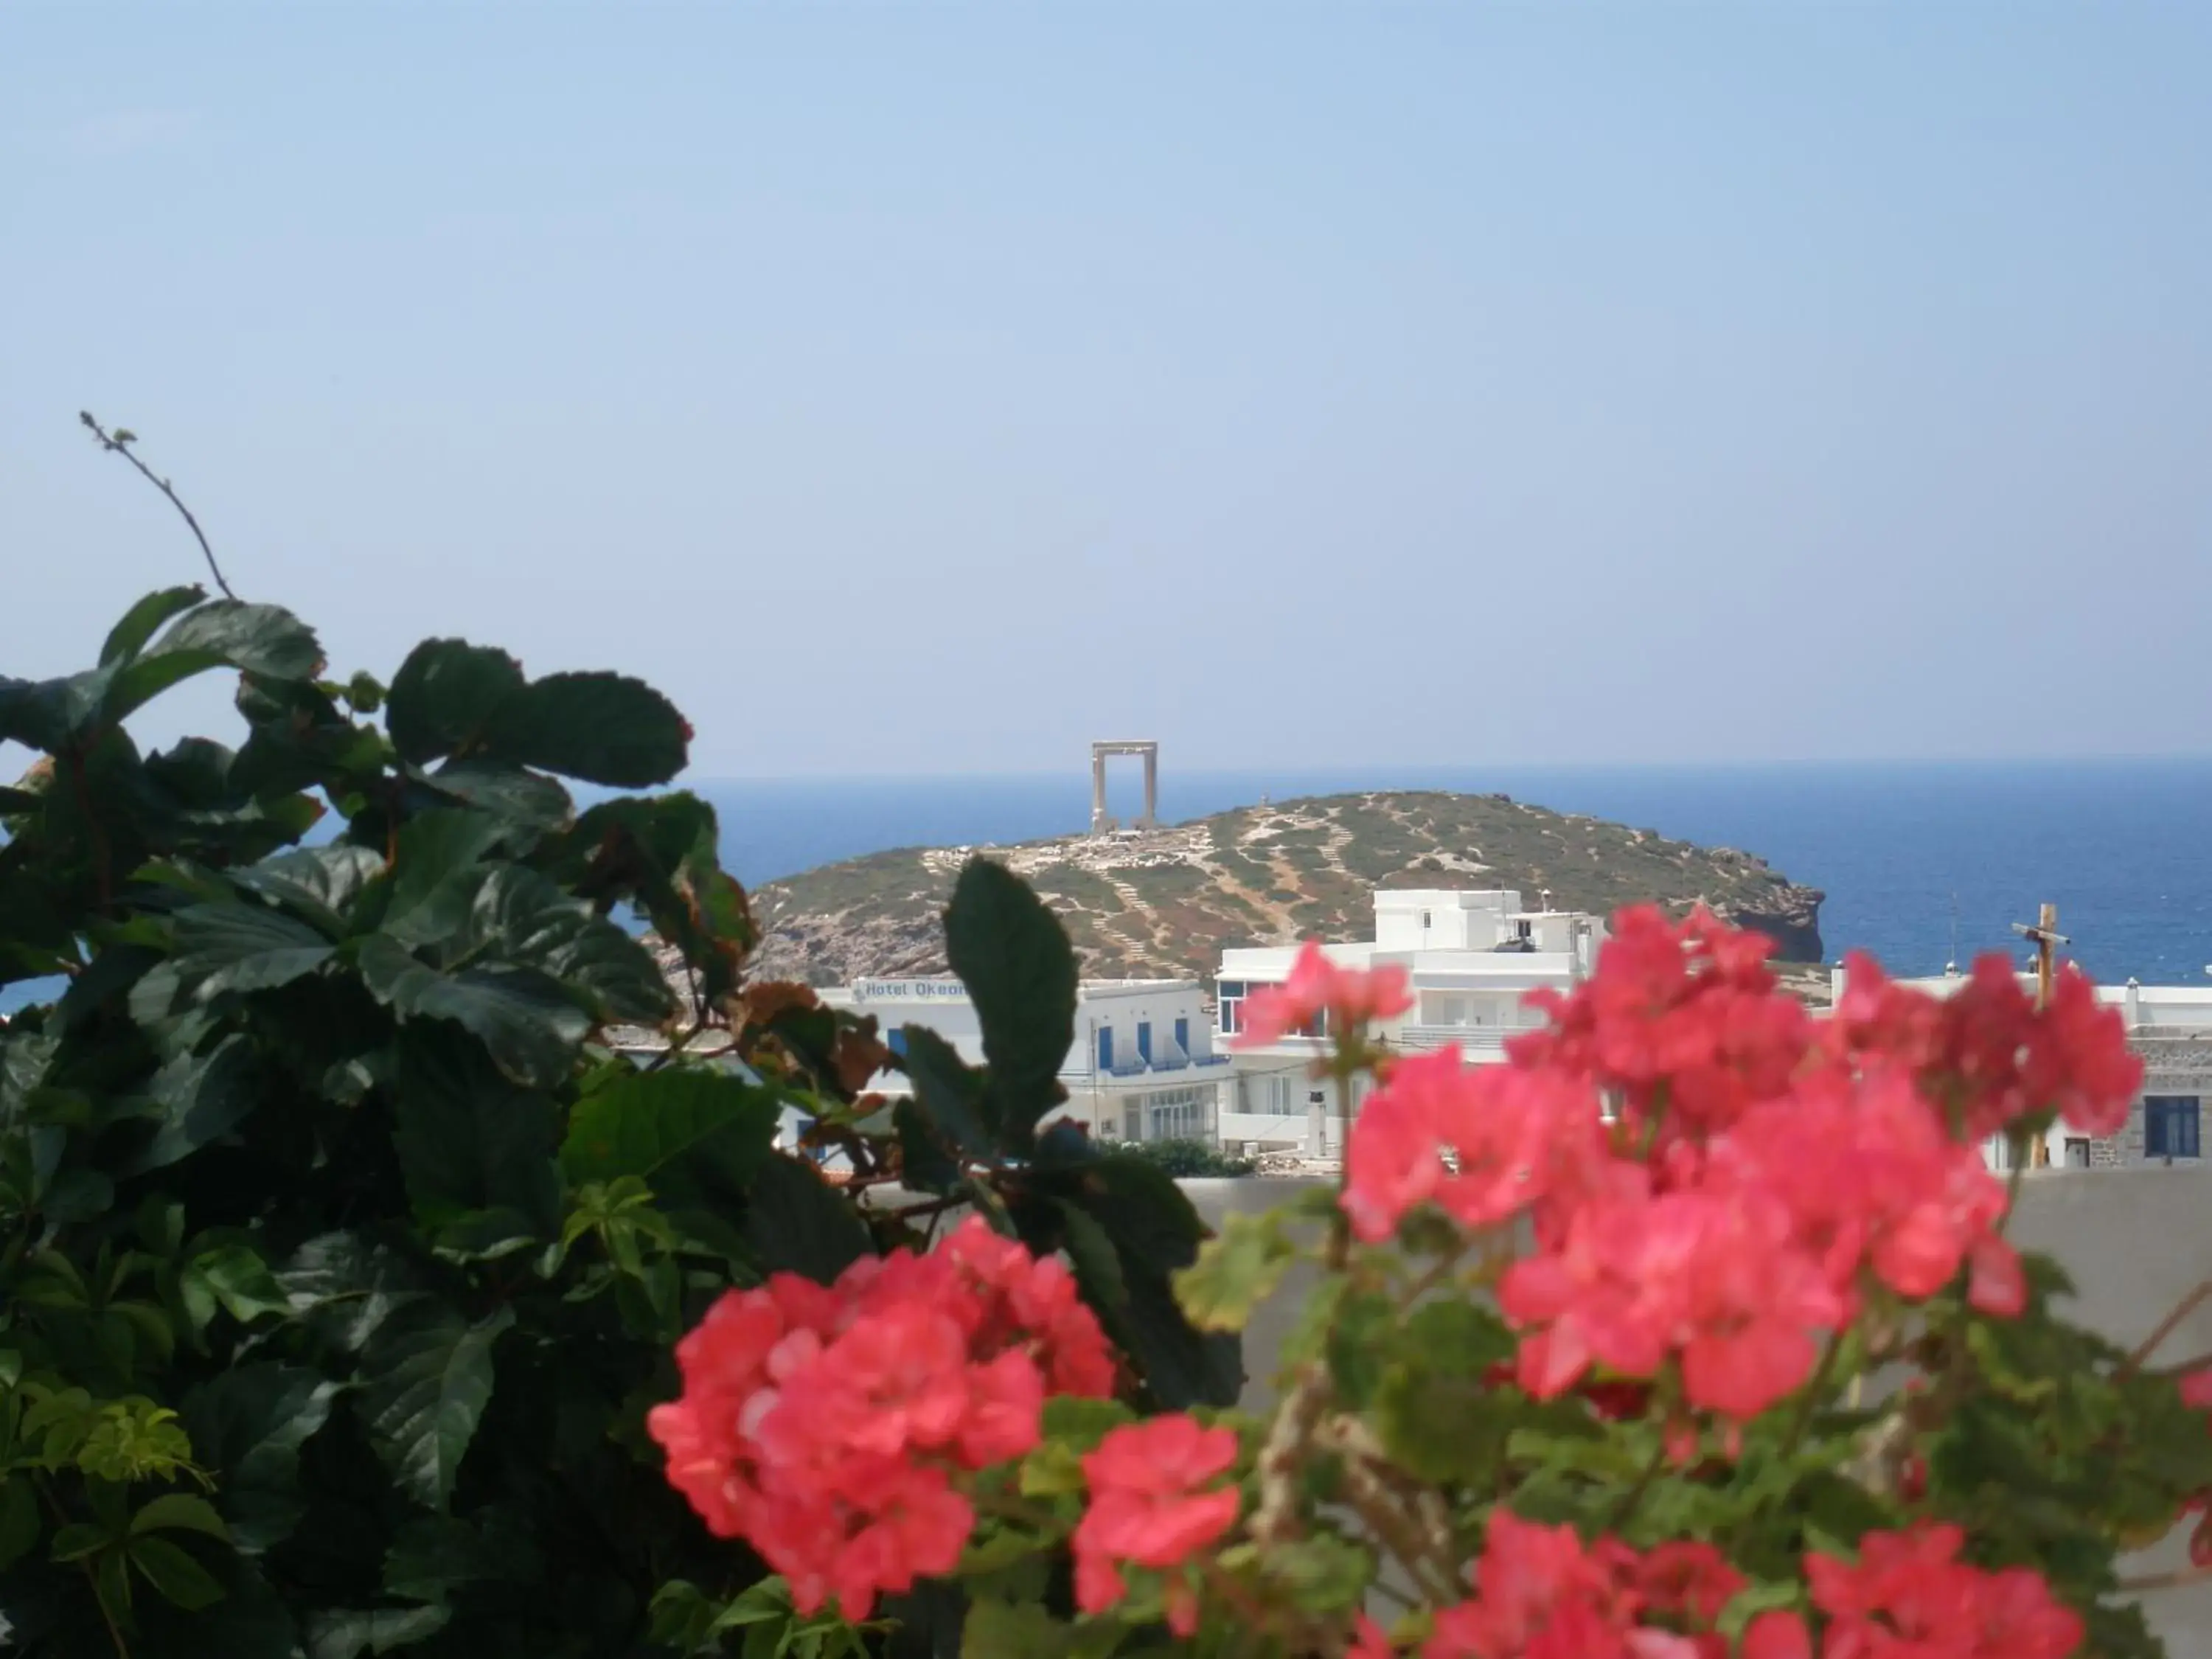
[6,2,2208,778]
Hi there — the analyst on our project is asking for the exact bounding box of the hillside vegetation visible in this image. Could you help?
[748,790,1825,985]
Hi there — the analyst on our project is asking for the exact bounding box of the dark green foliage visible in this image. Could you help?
[1,590,1228,1656]
[1118,1139,1254,1180]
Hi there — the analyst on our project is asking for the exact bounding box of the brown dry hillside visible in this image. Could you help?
[745,790,1824,987]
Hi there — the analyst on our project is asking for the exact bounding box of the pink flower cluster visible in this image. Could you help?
[1237,939,1413,1047]
[1342,906,2141,1420]
[1072,1414,1243,1631]
[1351,1514,2081,1659]
[1745,1523,2084,1659]
[647,1217,1116,1618]
[1350,1509,1745,1658]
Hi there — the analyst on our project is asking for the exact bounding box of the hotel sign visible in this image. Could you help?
[854,979,972,1002]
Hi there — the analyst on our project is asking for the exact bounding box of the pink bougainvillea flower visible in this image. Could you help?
[2180,1366,2212,1413]
[1510,904,1809,1146]
[1806,1523,2084,1659]
[1420,1512,1737,1658]
[1072,1414,1243,1617]
[649,1217,1118,1620]
[1836,950,2140,1142]
[1234,939,1412,1048]
[1341,1049,1601,1242]
[1739,1611,1814,1659]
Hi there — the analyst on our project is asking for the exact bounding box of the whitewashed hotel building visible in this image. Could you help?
[1214,888,1604,1158]
[821,976,1231,1144]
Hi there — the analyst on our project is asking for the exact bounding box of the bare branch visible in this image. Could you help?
[80,411,238,600]
[2121,1278,2212,1380]
[2118,1561,2212,1595]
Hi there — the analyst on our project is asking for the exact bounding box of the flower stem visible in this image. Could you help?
[1610,1439,1669,1532]
[1779,1332,1848,1461]
[2120,1279,2212,1381]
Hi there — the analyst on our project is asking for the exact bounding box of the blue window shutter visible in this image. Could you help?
[2146,1097,2202,1158]
[1137,1022,1152,1062]
[1098,1028,1113,1071]
[886,1029,908,1058]
[1175,1017,1189,1053]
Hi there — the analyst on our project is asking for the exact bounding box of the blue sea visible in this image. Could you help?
[695,760,2212,987]
[7,760,2210,1017]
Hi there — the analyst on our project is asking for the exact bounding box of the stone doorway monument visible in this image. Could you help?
[1089,740,1158,835]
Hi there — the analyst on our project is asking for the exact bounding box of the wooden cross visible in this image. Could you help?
[2010,902,2069,1012]
[2009,902,2070,1168]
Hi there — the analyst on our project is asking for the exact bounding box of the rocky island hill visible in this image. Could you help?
[747,790,1824,987]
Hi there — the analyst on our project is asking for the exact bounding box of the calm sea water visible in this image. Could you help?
[7,760,2208,1018]
[695,760,2212,987]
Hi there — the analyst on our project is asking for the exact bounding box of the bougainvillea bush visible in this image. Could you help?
[653,908,2212,1658]
[0,576,1230,1658]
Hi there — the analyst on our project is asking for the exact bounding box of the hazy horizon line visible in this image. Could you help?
[678,751,2212,788]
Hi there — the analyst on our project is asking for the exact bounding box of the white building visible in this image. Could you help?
[1215,888,1604,1158]
[1831,966,2212,1172]
[821,976,1231,1144]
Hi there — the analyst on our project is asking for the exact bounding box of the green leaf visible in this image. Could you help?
[276,1234,417,1354]
[178,1365,340,1553]
[560,1066,780,1186]
[120,1037,259,1176]
[481,670,690,787]
[943,858,1077,1150]
[107,602,324,724]
[0,1475,40,1569]
[181,1243,292,1328]
[131,1493,232,1542]
[962,1598,1072,1659]
[1040,1394,1135,1450]
[129,1534,227,1610]
[172,902,337,998]
[146,600,324,680]
[385,639,526,766]
[231,845,386,936]
[1055,1199,1128,1315]
[391,1026,563,1233]
[102,587,207,667]
[381,1509,539,1604]
[1174,1210,1298,1332]
[1371,1299,1520,1484]
[744,1154,872,1284]
[379,808,510,945]
[305,1606,453,1659]
[452,863,671,1020]
[417,759,573,831]
[357,1302,513,1512]
[1325,1289,1397,1410]
[358,934,589,1089]
[901,1025,998,1163]
[1060,1152,1242,1410]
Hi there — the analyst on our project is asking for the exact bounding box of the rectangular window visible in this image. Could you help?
[2065,1138,2092,1168]
[886,1029,908,1058]
[2146,1096,2202,1159]
[1217,982,1245,1035]
[1136,1022,1152,1064]
[1174,1017,1189,1055]
[1097,1028,1113,1072]
[1144,1085,1206,1142]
